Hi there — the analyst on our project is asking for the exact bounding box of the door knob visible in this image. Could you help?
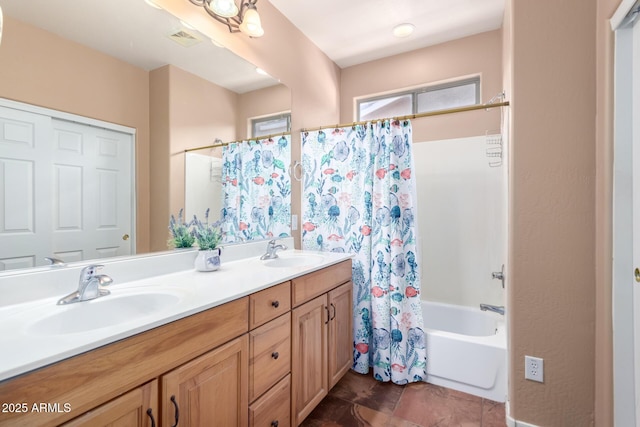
[122,234,130,241]
[635,268,640,283]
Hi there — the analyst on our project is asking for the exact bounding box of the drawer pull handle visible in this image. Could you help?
[146,408,156,427]
[170,395,180,427]
[330,303,336,321]
[325,305,330,324]
[271,421,279,427]
[272,351,280,360]
[272,300,280,308]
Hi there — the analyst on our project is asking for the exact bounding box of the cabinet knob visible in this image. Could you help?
[272,300,280,308]
[272,351,279,360]
[635,267,640,283]
[271,421,279,427]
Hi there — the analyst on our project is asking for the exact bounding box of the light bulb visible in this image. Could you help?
[239,8,264,37]
[210,0,239,18]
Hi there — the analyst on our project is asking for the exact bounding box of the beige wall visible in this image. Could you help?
[237,84,291,139]
[340,30,503,143]
[0,16,151,253]
[505,0,597,425]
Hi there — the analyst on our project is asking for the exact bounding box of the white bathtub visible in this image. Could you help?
[422,300,507,402]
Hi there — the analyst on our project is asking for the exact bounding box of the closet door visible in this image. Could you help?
[0,105,134,271]
[50,119,133,262]
[0,106,53,270]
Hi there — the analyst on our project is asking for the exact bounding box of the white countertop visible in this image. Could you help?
[0,249,352,382]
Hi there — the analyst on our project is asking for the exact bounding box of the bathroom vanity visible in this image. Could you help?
[0,249,353,427]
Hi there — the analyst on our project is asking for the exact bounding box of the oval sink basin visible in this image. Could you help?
[27,291,182,335]
[262,253,325,268]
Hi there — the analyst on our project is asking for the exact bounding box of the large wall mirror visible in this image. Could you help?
[0,0,291,272]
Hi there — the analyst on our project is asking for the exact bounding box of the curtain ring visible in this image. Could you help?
[288,160,303,182]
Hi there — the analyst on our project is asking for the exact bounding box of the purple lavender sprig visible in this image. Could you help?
[168,208,195,248]
[192,208,223,250]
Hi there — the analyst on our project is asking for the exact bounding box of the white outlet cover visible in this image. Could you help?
[525,355,544,382]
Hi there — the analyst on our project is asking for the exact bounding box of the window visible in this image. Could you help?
[357,77,480,121]
[251,113,291,138]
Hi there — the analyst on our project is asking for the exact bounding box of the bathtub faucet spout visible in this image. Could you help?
[480,303,505,315]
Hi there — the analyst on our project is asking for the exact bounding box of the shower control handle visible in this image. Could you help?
[492,265,505,288]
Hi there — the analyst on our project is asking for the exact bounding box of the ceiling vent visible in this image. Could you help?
[167,28,202,47]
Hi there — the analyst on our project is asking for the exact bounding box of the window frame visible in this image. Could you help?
[250,112,291,138]
[356,76,481,121]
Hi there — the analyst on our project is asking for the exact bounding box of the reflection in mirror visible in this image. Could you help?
[185,146,224,232]
[0,0,291,272]
[185,132,292,245]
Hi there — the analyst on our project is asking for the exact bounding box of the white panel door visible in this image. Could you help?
[50,119,133,262]
[0,106,53,270]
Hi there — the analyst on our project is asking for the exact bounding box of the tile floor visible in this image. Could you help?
[300,370,506,427]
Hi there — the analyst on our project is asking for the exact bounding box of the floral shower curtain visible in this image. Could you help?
[221,136,291,243]
[301,120,426,384]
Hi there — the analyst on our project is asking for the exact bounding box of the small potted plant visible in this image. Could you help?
[168,208,195,249]
[192,208,223,272]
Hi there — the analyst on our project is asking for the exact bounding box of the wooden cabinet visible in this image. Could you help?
[328,282,353,389]
[0,259,352,427]
[291,295,329,424]
[249,281,291,329]
[248,281,292,426]
[290,261,353,426]
[162,335,248,427]
[0,297,248,427]
[249,375,291,427]
[62,381,158,427]
[249,313,291,402]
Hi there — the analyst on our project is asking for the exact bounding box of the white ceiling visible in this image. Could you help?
[269,0,505,68]
[0,0,277,93]
[0,0,505,89]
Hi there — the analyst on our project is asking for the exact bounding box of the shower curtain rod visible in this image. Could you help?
[184,131,292,153]
[300,101,510,133]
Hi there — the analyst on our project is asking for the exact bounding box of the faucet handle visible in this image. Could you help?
[80,264,104,281]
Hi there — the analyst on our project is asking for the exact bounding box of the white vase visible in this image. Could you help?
[194,247,222,272]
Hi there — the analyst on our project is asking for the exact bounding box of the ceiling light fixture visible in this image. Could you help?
[144,0,163,10]
[392,23,415,38]
[188,0,264,38]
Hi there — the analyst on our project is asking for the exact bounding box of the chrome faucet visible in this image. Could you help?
[480,303,505,315]
[57,264,113,305]
[45,256,67,267]
[260,239,287,260]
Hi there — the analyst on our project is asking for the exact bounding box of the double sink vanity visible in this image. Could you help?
[0,239,353,426]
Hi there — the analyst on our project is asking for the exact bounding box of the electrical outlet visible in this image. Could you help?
[291,214,298,231]
[525,355,544,382]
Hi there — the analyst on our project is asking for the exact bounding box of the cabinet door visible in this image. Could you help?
[162,335,248,427]
[62,380,158,427]
[291,294,328,425]
[328,281,353,389]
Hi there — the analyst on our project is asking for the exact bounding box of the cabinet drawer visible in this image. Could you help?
[250,281,291,329]
[292,260,352,307]
[249,374,291,427]
[249,313,291,402]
